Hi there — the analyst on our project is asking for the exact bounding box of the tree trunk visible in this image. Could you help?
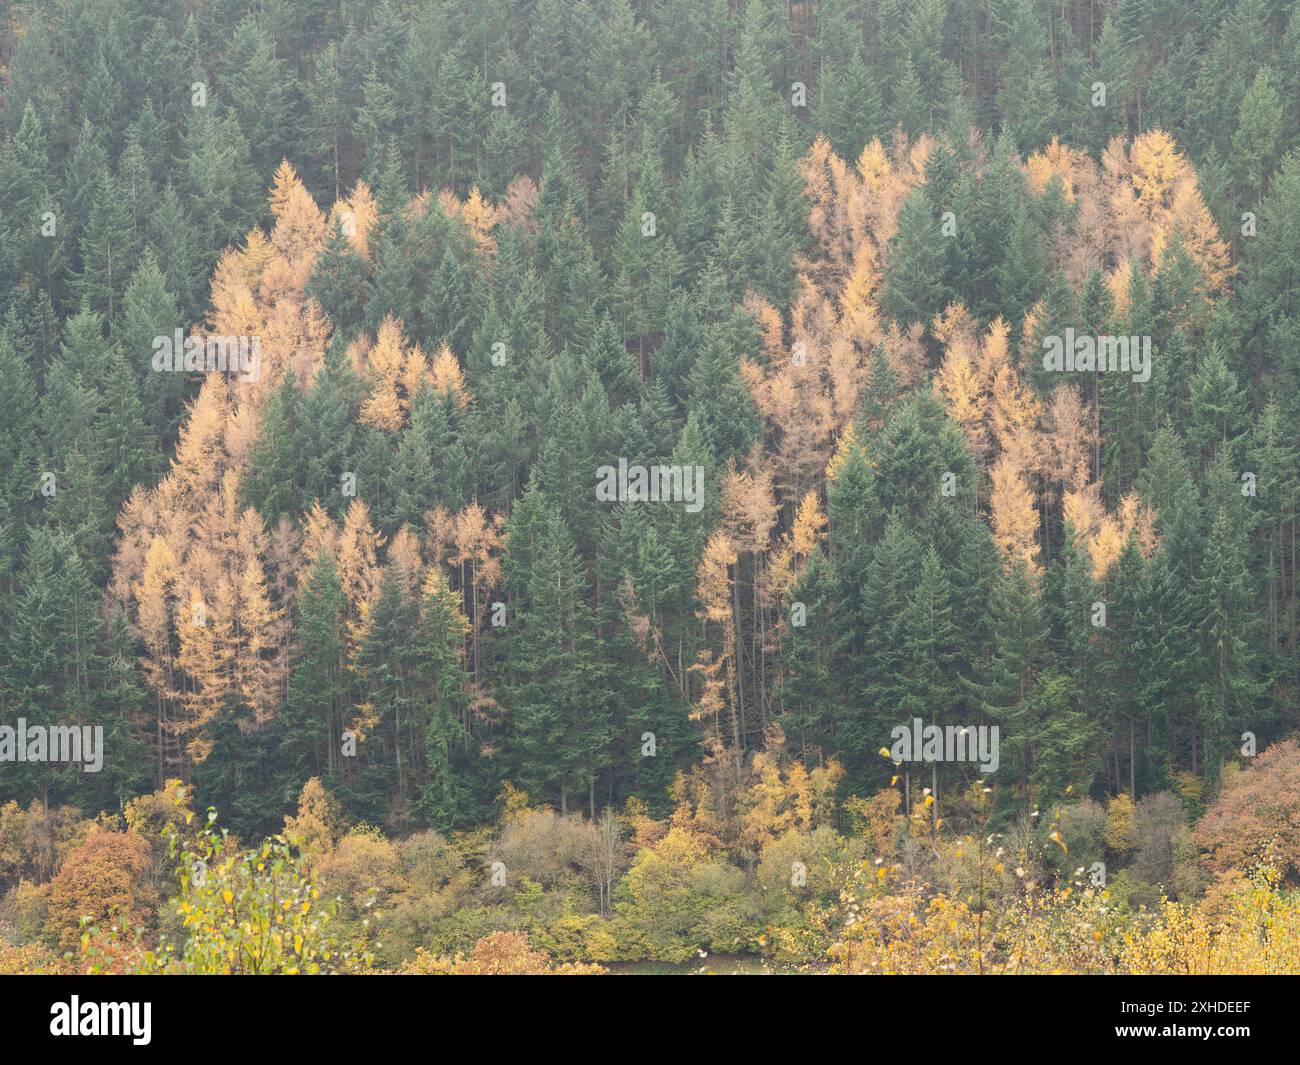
[1129,715,1136,797]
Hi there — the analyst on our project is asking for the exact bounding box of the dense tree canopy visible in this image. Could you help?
[0,0,1298,977]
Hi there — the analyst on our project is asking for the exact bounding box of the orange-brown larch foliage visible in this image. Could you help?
[1040,384,1095,499]
[773,132,933,465]
[336,499,384,614]
[328,180,378,257]
[1063,484,1158,579]
[1102,131,1234,293]
[989,454,1041,573]
[355,317,430,431]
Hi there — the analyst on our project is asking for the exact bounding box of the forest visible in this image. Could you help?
[0,0,1298,975]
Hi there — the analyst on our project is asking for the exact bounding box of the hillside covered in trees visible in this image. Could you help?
[1,0,1299,975]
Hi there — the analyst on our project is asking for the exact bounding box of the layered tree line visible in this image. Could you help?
[0,0,1297,868]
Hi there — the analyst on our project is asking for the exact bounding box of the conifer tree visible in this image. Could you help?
[1194,505,1267,779]
[882,192,949,328]
[416,568,471,829]
[284,552,347,788]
